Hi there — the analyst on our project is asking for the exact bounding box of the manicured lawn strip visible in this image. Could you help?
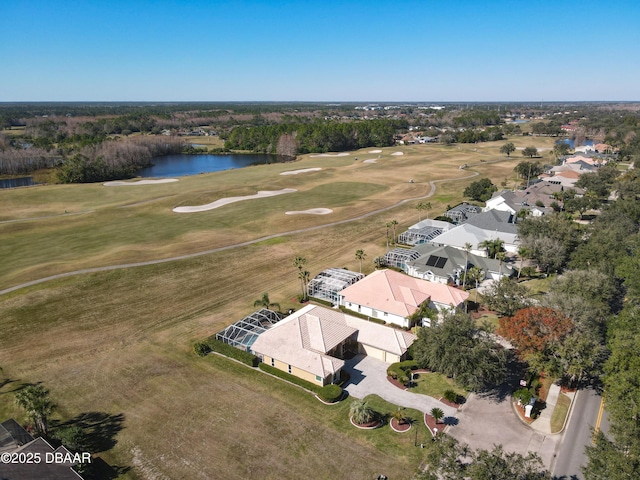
[550,393,571,433]
[258,363,322,393]
[410,372,468,400]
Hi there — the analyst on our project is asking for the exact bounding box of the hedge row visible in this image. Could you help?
[308,297,333,308]
[337,306,386,325]
[318,384,343,403]
[258,363,322,393]
[387,360,419,382]
[205,337,260,367]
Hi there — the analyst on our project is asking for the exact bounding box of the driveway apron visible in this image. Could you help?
[342,355,457,417]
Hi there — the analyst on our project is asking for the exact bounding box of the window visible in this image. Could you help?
[316,375,322,382]
[383,312,388,317]
[358,305,361,312]
[271,358,275,367]
[288,364,292,374]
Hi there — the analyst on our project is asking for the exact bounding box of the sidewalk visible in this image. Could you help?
[530,383,560,434]
[529,384,575,435]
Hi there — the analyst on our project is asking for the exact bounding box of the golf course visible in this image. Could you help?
[0,137,556,479]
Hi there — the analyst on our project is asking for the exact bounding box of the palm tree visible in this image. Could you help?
[416,202,431,222]
[479,239,504,259]
[392,407,406,425]
[15,385,53,435]
[390,220,399,245]
[350,399,376,425]
[297,270,310,301]
[355,249,366,273]
[293,255,308,300]
[462,242,472,287]
[253,293,280,312]
[496,251,506,277]
[430,407,444,425]
[517,246,530,279]
[385,222,392,251]
[467,266,485,303]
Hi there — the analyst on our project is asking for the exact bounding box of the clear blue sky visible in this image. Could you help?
[2,0,639,102]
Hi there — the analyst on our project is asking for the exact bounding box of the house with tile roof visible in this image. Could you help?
[338,269,468,328]
[251,304,416,385]
[0,419,84,479]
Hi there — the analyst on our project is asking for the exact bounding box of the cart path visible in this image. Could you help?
[0,171,479,296]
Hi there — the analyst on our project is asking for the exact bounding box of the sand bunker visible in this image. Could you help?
[363,159,377,164]
[310,153,350,157]
[391,152,404,156]
[285,208,333,215]
[280,168,322,175]
[173,188,297,213]
[104,179,178,186]
[368,149,382,153]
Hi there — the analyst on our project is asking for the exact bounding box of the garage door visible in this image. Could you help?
[359,343,386,362]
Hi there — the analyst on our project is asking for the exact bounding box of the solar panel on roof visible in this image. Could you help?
[435,257,447,268]
[426,255,439,267]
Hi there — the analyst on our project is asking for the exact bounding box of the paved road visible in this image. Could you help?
[552,388,609,480]
[0,171,480,296]
[342,355,457,418]
[448,390,558,469]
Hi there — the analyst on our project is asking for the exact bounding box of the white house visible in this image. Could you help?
[338,269,468,328]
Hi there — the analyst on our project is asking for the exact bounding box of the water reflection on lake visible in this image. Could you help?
[138,153,280,178]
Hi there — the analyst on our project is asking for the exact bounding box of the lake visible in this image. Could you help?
[0,177,35,189]
[557,138,594,149]
[137,153,280,178]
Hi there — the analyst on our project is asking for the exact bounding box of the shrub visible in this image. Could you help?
[338,306,386,324]
[514,387,533,405]
[258,363,322,393]
[193,342,211,357]
[350,400,377,425]
[205,337,259,367]
[318,384,343,403]
[443,389,458,403]
[387,360,419,380]
[308,297,333,308]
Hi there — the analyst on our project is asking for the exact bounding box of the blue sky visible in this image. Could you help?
[1,0,639,101]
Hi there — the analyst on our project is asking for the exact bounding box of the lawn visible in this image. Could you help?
[0,137,558,478]
[474,312,500,332]
[550,393,571,433]
[410,372,468,401]
[521,275,555,299]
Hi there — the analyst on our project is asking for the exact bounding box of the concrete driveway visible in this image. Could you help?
[342,355,457,418]
[448,391,559,469]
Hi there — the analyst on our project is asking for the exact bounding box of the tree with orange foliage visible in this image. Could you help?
[498,307,573,374]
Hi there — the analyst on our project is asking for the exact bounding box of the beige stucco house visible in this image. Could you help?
[251,304,416,386]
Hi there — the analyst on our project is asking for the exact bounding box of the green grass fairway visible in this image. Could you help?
[0,138,557,478]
